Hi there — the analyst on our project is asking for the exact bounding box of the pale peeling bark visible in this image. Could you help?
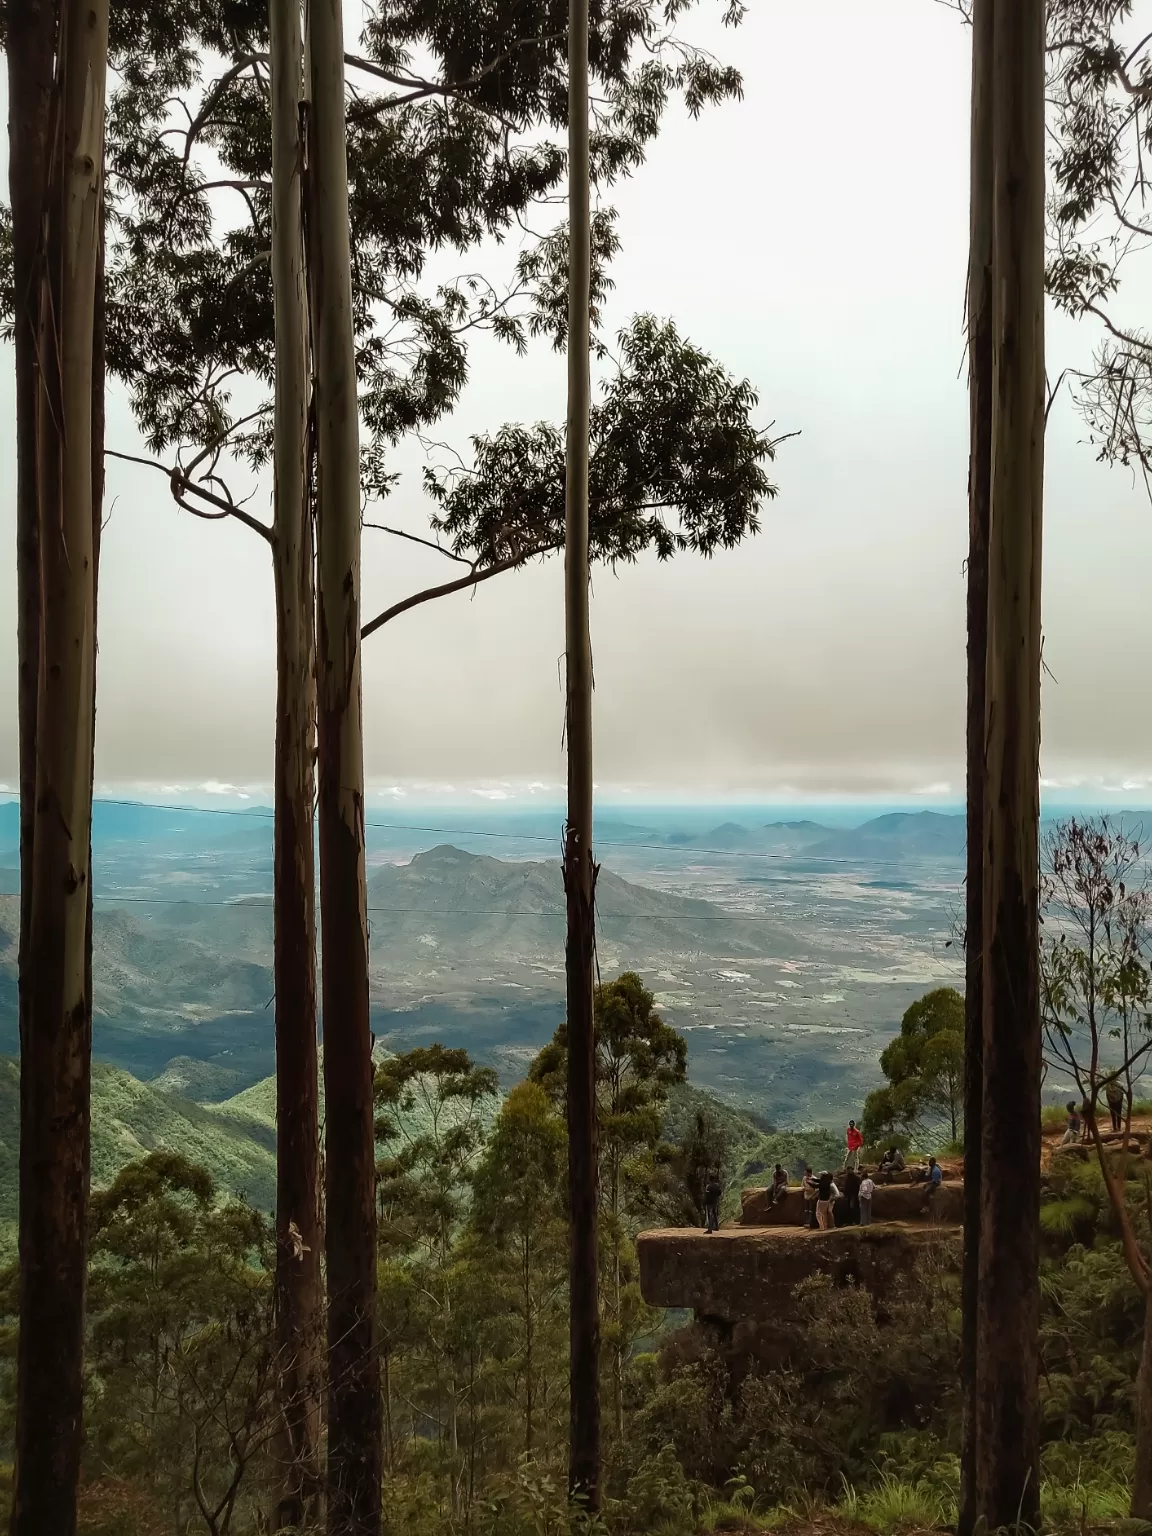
[305,1,380,1531]
[563,0,600,1509]
[959,5,993,1533]
[12,3,108,1533]
[270,0,323,1527]
[975,0,1045,1527]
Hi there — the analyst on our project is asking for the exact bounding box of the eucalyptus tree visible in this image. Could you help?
[563,0,598,1505]
[531,973,688,1459]
[71,1,746,1519]
[267,1,321,1525]
[959,4,992,1531]
[976,0,1046,1527]
[303,2,383,1529]
[6,3,110,1533]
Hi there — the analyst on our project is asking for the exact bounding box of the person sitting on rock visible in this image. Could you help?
[766,1163,789,1208]
[879,1146,906,1178]
[801,1166,817,1229]
[815,1170,840,1231]
[922,1156,944,1211]
[704,1172,723,1234]
[1060,1101,1082,1147]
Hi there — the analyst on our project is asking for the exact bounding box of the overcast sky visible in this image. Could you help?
[2,0,1151,806]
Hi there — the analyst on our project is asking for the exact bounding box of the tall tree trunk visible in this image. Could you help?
[9,0,56,1197]
[271,1,323,1527]
[975,0,1045,1527]
[959,4,993,1533]
[1134,1287,1152,1517]
[306,1,380,1530]
[12,3,108,1532]
[563,0,599,1508]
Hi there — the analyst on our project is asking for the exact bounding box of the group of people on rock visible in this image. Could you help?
[700,1116,947,1235]
[796,1165,875,1229]
[1060,1077,1130,1146]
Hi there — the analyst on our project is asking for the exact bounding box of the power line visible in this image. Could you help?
[3,794,961,868]
[89,892,802,921]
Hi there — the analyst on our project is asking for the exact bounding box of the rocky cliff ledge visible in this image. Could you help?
[739,1181,964,1227]
[637,1221,960,1325]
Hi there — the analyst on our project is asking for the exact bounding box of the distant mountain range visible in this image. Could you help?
[0,803,968,867]
[663,810,967,860]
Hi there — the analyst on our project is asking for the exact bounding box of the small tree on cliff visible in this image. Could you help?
[863,987,965,1148]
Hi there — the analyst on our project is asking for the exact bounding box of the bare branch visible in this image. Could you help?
[361,547,553,639]
[107,449,274,544]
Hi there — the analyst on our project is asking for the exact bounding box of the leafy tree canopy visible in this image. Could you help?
[28,0,747,491]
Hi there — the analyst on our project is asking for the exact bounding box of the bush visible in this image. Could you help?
[611,1444,698,1535]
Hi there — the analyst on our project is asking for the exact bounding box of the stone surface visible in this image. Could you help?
[637,1221,961,1323]
[740,1181,964,1227]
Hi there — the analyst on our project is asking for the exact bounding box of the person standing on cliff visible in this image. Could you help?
[846,1119,864,1172]
[704,1172,723,1234]
[815,1170,840,1231]
[1106,1075,1127,1134]
[839,1168,861,1226]
[801,1166,817,1228]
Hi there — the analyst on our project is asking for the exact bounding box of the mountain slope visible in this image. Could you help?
[0,1056,277,1256]
[809,812,965,861]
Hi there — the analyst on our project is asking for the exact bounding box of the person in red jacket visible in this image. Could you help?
[846,1119,864,1172]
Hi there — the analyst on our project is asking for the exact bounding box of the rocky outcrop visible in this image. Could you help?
[637,1222,960,1324]
[740,1181,964,1227]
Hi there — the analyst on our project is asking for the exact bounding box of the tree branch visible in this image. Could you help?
[361,548,552,639]
[362,521,472,565]
[107,449,274,545]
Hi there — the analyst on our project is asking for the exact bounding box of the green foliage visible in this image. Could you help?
[70,0,765,612]
[532,973,687,1443]
[838,1470,956,1533]
[0,1057,279,1259]
[83,1154,276,1535]
[374,1044,499,1257]
[471,1082,569,1459]
[1040,1434,1134,1530]
[862,987,964,1147]
[427,315,777,578]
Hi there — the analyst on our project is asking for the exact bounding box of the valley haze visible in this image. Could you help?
[1,794,1138,1130]
[0,794,979,1124]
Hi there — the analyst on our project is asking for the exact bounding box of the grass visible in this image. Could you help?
[1041,1470,1132,1530]
[837,1473,954,1533]
[698,1501,774,1533]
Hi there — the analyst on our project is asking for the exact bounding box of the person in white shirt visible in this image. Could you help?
[801,1166,817,1229]
[859,1173,876,1226]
